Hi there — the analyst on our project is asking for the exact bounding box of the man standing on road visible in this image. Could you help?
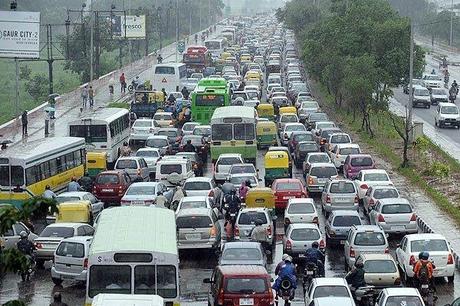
[120,73,126,93]
[49,292,68,306]
[81,86,88,108]
[88,86,95,107]
[21,110,28,137]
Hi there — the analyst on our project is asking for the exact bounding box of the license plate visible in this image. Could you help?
[185,233,201,240]
[299,254,305,258]
[132,201,145,205]
[306,270,314,275]
[283,196,295,199]
[240,298,254,306]
[421,284,429,289]
[102,189,113,192]
[336,198,349,203]
[445,122,451,125]
[391,226,405,231]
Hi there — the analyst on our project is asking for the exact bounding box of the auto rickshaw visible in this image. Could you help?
[245,71,262,81]
[244,187,277,241]
[86,152,107,178]
[264,151,290,187]
[256,121,277,149]
[220,51,232,61]
[279,106,297,115]
[257,104,275,121]
[55,201,93,224]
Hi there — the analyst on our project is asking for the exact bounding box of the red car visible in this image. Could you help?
[271,178,307,210]
[92,170,132,206]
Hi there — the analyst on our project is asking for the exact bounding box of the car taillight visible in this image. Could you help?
[35,242,43,249]
[84,258,88,269]
[284,218,291,225]
[137,168,141,176]
[210,225,217,238]
[234,226,240,237]
[208,190,214,197]
[384,248,389,254]
[378,214,385,222]
[319,239,325,249]
[308,177,314,185]
[218,288,224,305]
[118,186,125,196]
[410,213,417,222]
[349,247,355,258]
[267,225,272,236]
[409,255,416,266]
[312,217,319,224]
[394,277,401,285]
[286,239,292,250]
[360,184,369,189]
[92,186,97,194]
[325,195,331,204]
[448,253,454,265]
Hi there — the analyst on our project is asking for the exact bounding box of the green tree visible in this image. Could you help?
[26,74,49,102]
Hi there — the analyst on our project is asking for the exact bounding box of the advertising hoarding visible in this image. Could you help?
[112,15,146,39]
[0,11,40,58]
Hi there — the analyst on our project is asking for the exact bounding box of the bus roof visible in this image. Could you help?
[197,77,227,88]
[89,206,177,256]
[211,106,256,121]
[153,62,186,68]
[0,137,85,165]
[69,107,128,124]
[92,294,164,306]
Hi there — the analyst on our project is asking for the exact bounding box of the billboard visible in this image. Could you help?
[112,15,146,39]
[0,11,40,58]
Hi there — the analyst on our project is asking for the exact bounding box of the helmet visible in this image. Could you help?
[418,252,424,260]
[245,179,251,187]
[312,241,319,249]
[19,231,28,239]
[355,261,364,268]
[282,253,289,261]
[284,255,293,263]
[230,189,236,195]
[421,251,429,260]
[45,185,51,190]
[255,219,263,226]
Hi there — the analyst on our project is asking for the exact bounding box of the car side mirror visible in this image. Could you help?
[203,278,213,284]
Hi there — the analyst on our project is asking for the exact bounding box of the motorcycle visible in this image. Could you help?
[418,278,436,306]
[19,252,36,281]
[302,262,318,294]
[354,285,378,306]
[128,79,144,93]
[276,278,295,306]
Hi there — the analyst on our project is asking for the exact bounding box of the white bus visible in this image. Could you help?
[205,38,227,59]
[85,206,179,306]
[92,294,164,306]
[152,63,187,93]
[68,108,130,163]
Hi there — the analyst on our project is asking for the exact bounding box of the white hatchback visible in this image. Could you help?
[284,198,318,229]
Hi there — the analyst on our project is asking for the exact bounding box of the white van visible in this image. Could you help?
[435,102,460,128]
[92,294,163,306]
[155,157,194,185]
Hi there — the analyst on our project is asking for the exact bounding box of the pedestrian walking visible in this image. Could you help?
[88,86,95,107]
[81,86,88,108]
[21,110,28,136]
[120,73,126,93]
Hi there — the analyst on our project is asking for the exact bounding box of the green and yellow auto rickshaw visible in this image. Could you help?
[86,152,107,178]
[264,151,290,187]
[257,104,275,121]
[256,121,277,149]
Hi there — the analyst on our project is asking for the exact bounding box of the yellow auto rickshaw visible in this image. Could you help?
[245,187,275,210]
[264,151,290,187]
[86,152,107,178]
[245,71,262,81]
[279,106,297,115]
[256,121,277,149]
[257,104,275,121]
[56,201,93,224]
[220,51,232,61]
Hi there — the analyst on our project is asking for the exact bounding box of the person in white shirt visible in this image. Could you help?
[43,185,56,199]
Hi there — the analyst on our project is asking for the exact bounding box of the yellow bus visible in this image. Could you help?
[0,137,86,207]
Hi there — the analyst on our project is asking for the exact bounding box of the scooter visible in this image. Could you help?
[20,252,36,282]
[303,262,318,294]
[354,285,378,306]
[276,278,295,306]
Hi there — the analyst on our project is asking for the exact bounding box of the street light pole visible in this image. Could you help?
[89,0,94,83]
[408,20,414,137]
[175,0,179,62]
[199,0,202,30]
[450,0,454,46]
[208,0,211,26]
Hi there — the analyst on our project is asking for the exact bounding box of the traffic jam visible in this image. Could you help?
[1,15,460,306]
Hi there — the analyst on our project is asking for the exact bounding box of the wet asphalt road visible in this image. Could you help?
[2,148,460,306]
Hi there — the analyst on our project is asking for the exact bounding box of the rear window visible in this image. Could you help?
[373,188,399,199]
[384,297,423,306]
[350,157,373,167]
[290,228,320,241]
[146,139,168,147]
[56,241,85,258]
[354,232,386,246]
[310,167,337,178]
[294,134,314,142]
[96,174,120,185]
[285,125,304,132]
[308,155,329,163]
[40,227,74,238]
[363,173,389,181]
[280,115,297,123]
[238,212,268,225]
[332,215,362,227]
[364,259,397,273]
[56,196,80,204]
[381,204,412,214]
[225,278,267,294]
[217,157,242,166]
[275,182,302,191]
[116,160,138,169]
[313,286,350,298]
[158,130,177,137]
[222,248,262,261]
[287,202,315,214]
[329,182,356,193]
[136,150,159,158]
[410,239,449,252]
[180,200,207,210]
[126,185,156,196]
[339,147,360,155]
[176,216,212,228]
[331,135,350,143]
[184,182,211,190]
[299,143,318,151]
[160,164,182,175]
[230,165,255,174]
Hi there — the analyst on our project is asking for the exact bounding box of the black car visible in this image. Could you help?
[294,141,320,168]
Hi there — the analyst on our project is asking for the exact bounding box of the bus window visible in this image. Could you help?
[89,265,131,297]
[0,165,24,186]
[70,125,107,143]
[134,265,177,297]
[234,123,255,140]
[196,95,225,106]
[155,66,175,74]
[212,124,232,141]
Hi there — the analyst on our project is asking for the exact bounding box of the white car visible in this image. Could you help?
[395,233,455,283]
[182,122,201,135]
[175,196,214,214]
[129,119,160,144]
[356,253,401,288]
[422,73,443,89]
[369,198,418,234]
[310,297,356,306]
[375,288,424,306]
[311,121,336,135]
[284,198,318,228]
[362,185,400,215]
[305,278,354,305]
[354,169,393,200]
[282,123,307,145]
[120,182,173,206]
[183,177,216,197]
[326,133,352,152]
[329,143,361,169]
[214,153,244,182]
[435,102,460,128]
[228,173,258,188]
[135,148,161,175]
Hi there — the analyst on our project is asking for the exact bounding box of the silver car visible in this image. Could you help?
[303,152,331,174]
[114,156,150,181]
[369,198,418,234]
[325,211,362,246]
[218,241,267,267]
[283,223,324,259]
[362,185,400,215]
[234,208,275,246]
[129,119,160,144]
[321,179,358,216]
[121,182,173,206]
[183,177,216,197]
[1,222,38,250]
[145,135,170,156]
[182,122,201,135]
[305,163,338,193]
[135,148,161,177]
[176,208,221,250]
[214,154,244,182]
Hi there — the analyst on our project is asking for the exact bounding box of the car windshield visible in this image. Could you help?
[331,135,351,143]
[160,164,182,175]
[329,182,356,193]
[275,182,302,191]
[316,123,335,130]
[280,115,298,123]
[96,174,120,184]
[308,155,330,163]
[180,200,207,209]
[441,106,459,114]
[158,130,178,138]
[285,125,305,132]
[290,228,320,240]
[56,196,80,204]
[384,297,423,306]
[225,278,267,294]
[339,147,360,155]
[425,75,441,80]
[183,124,198,131]
[116,160,138,169]
[381,204,412,214]
[432,88,446,95]
[309,113,328,121]
[193,127,211,136]
[222,248,262,261]
[230,165,255,174]
[363,173,389,181]
[184,182,211,190]
[176,216,212,228]
[354,232,386,246]
[133,121,152,128]
[332,215,362,227]
[310,167,337,178]
[218,157,242,166]
[287,202,315,214]
[56,241,85,258]
[410,239,449,252]
[350,157,373,167]
[238,212,268,225]
[414,88,429,96]
[136,150,159,158]
[40,227,74,238]
[364,259,397,273]
[373,188,399,199]
[126,185,156,196]
[313,286,350,298]
[146,139,168,147]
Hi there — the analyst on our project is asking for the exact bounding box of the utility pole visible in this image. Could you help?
[408,21,414,135]
[450,0,454,46]
[199,0,202,30]
[208,0,211,26]
[189,4,192,37]
[46,25,54,94]
[89,0,94,83]
[175,0,179,62]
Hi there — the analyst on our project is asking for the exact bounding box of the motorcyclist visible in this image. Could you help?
[78,172,93,192]
[431,69,436,74]
[181,86,190,100]
[453,80,459,94]
[413,251,436,293]
[120,141,132,157]
[449,85,457,103]
[238,179,251,202]
[345,260,366,292]
[275,254,290,275]
[224,189,241,229]
[183,139,196,153]
[304,241,325,277]
[17,231,35,256]
[272,255,297,293]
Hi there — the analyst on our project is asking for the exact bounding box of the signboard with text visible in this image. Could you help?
[112,15,146,39]
[0,11,40,58]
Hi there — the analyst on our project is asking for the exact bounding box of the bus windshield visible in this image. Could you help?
[196,94,225,106]
[205,41,221,50]
[70,125,107,142]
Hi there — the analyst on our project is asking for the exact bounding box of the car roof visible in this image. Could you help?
[289,223,319,229]
[230,163,255,168]
[129,182,160,187]
[383,287,421,296]
[185,177,213,183]
[359,169,387,174]
[359,253,395,261]
[97,170,124,176]
[176,207,213,217]
[331,210,361,217]
[241,207,268,213]
[313,277,348,286]
[158,127,179,131]
[313,297,354,306]
[439,102,457,107]
[335,143,360,148]
[137,147,160,152]
[47,222,86,228]
[310,162,336,168]
[273,178,302,183]
[60,236,93,244]
[222,241,261,249]
[218,153,242,158]
[218,265,268,276]
[181,196,209,201]
[352,225,384,232]
[57,191,89,197]
[116,156,143,161]
[134,118,154,122]
[288,198,314,204]
[377,198,410,205]
[405,233,447,241]
[328,179,354,184]
[146,135,169,140]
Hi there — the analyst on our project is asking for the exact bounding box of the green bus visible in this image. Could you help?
[210,106,257,164]
[191,77,230,124]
